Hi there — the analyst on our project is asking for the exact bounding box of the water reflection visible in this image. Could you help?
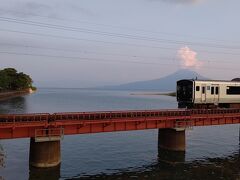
[158,148,185,164]
[0,144,5,180]
[0,97,27,114]
[65,152,239,180]
[0,144,5,168]
[29,165,60,180]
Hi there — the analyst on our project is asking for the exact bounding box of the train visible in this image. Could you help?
[177,79,240,109]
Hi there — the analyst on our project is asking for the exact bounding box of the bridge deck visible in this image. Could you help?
[0,108,240,139]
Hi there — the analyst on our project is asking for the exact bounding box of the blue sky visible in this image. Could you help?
[0,0,239,87]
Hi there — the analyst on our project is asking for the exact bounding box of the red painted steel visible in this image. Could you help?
[0,109,240,139]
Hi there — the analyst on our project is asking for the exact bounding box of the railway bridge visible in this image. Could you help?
[0,108,240,168]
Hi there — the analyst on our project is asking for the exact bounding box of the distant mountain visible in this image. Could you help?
[99,69,207,91]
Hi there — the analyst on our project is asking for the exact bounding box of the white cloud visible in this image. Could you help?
[178,46,203,68]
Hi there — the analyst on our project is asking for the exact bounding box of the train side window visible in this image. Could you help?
[202,86,205,94]
[196,86,200,91]
[211,87,214,94]
[226,86,240,95]
[215,87,219,95]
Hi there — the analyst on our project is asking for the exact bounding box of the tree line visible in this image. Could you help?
[0,68,35,92]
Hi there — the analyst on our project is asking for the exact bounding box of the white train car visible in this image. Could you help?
[177,79,240,108]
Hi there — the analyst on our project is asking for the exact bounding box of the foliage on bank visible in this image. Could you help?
[0,68,36,92]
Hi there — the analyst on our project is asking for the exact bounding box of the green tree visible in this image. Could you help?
[0,71,10,90]
[15,72,33,90]
[0,68,34,91]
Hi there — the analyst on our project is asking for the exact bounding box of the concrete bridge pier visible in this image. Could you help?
[158,128,186,151]
[158,128,186,163]
[29,138,61,168]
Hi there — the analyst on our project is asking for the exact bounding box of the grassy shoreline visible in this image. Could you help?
[130,91,176,97]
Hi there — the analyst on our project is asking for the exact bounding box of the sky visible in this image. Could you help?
[0,0,240,87]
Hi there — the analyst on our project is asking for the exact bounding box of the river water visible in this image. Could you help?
[0,88,239,180]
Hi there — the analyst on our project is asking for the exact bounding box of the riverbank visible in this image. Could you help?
[0,88,35,101]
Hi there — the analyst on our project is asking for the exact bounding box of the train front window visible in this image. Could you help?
[177,80,193,102]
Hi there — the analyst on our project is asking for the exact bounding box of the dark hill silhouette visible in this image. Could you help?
[99,69,207,91]
[232,78,240,81]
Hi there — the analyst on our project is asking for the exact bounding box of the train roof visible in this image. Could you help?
[178,79,240,83]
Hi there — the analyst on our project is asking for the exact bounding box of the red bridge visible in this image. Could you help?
[1,108,240,168]
[1,108,240,139]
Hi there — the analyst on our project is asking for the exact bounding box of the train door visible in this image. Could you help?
[201,85,206,102]
[212,85,220,102]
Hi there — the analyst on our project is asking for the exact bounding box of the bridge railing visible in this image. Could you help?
[1,109,240,123]
[51,109,191,121]
[0,113,50,123]
[190,108,240,115]
[52,109,240,121]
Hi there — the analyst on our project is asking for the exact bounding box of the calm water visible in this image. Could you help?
[0,88,239,180]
